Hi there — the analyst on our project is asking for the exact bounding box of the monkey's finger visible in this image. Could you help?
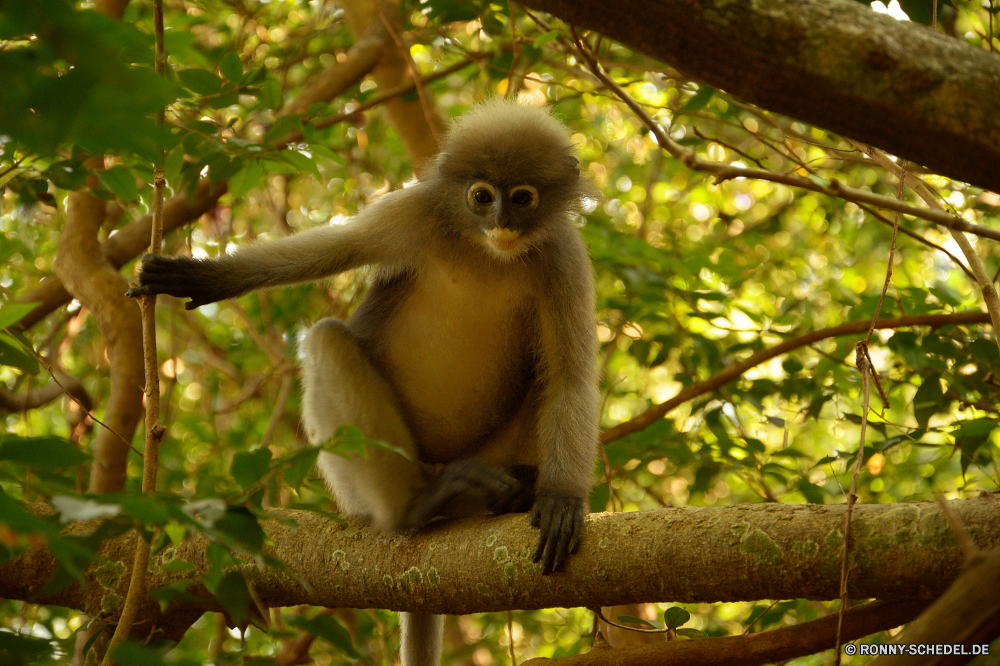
[551,514,574,572]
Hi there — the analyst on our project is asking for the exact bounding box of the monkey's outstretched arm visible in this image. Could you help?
[127,187,426,309]
[531,230,600,575]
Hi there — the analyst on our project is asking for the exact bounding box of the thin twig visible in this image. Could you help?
[102,3,167,662]
[934,490,978,564]
[506,1,521,97]
[507,611,518,665]
[850,141,1000,357]
[301,55,485,139]
[855,202,974,281]
[569,41,1000,241]
[4,332,138,453]
[834,343,872,665]
[864,161,907,346]
[376,6,440,146]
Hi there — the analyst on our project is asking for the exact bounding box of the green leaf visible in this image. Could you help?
[212,507,265,552]
[45,160,88,189]
[282,448,319,490]
[98,165,138,202]
[308,144,346,164]
[280,150,321,179]
[324,425,413,461]
[797,479,825,504]
[0,328,39,373]
[229,161,265,198]
[289,614,361,659]
[953,418,997,474]
[160,559,197,572]
[260,76,282,110]
[663,606,691,630]
[263,114,302,144]
[912,375,945,429]
[0,301,39,330]
[231,448,273,491]
[0,630,53,664]
[210,571,250,626]
[533,30,562,48]
[0,435,90,468]
[219,52,243,83]
[681,85,715,113]
[178,68,224,95]
[113,641,201,666]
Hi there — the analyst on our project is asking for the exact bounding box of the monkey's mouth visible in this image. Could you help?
[485,227,525,253]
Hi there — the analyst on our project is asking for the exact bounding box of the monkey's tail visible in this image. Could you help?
[400,612,444,666]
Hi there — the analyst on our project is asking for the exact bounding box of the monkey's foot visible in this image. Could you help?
[403,459,517,529]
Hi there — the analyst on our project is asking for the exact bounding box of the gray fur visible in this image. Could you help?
[130,100,599,666]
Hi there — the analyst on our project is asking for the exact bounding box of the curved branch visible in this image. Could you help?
[0,372,92,414]
[601,312,991,444]
[52,188,144,493]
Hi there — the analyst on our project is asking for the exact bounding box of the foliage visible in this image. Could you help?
[0,0,998,664]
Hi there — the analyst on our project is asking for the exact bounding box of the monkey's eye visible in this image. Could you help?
[510,185,539,210]
[467,181,497,209]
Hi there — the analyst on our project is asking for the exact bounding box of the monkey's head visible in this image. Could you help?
[429,99,590,260]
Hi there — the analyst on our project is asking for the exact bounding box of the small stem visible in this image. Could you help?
[101,2,167,662]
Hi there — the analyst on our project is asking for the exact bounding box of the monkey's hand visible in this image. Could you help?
[489,465,538,515]
[530,494,585,575]
[126,255,231,309]
[403,460,517,529]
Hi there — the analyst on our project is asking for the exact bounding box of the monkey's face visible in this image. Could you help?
[431,105,586,260]
[464,179,543,257]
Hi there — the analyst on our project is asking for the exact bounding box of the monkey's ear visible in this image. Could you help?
[434,151,451,169]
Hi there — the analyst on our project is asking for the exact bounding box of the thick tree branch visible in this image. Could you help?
[520,0,1000,192]
[870,548,1000,666]
[340,0,446,170]
[52,188,144,494]
[3,497,998,628]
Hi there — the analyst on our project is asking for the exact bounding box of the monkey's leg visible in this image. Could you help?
[301,318,423,532]
[302,319,444,666]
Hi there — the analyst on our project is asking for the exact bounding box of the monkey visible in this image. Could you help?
[128,99,600,666]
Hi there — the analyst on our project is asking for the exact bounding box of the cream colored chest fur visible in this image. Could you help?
[383,254,533,461]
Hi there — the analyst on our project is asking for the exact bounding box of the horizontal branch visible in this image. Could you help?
[3,497,998,624]
[601,311,992,444]
[521,0,1000,192]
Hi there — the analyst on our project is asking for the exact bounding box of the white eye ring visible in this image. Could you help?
[467,181,497,208]
[510,185,539,210]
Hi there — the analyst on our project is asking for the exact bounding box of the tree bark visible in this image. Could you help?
[520,0,1000,193]
[52,188,144,493]
[4,497,998,624]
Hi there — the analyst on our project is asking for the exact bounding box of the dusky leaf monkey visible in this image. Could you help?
[128,100,600,666]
